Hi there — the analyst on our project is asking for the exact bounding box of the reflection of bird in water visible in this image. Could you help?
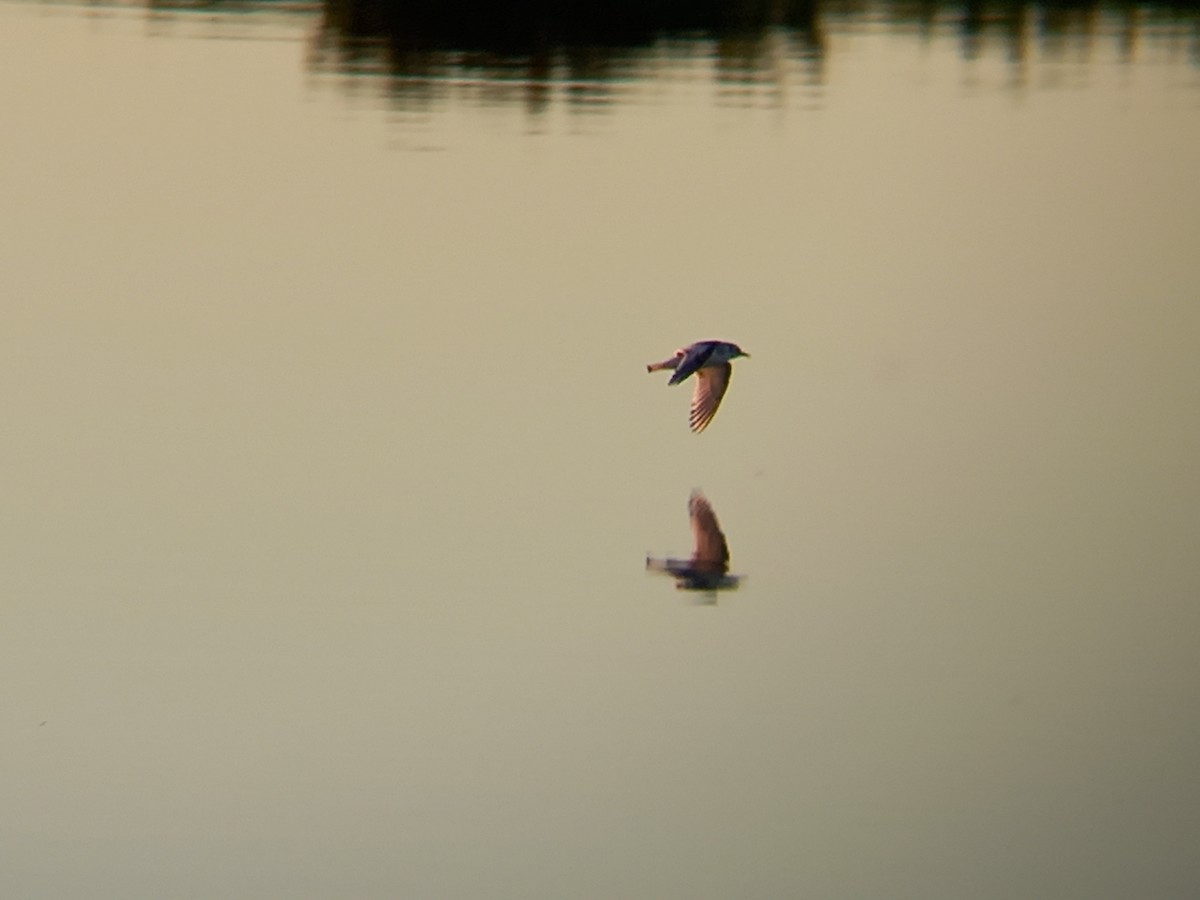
[646,340,749,433]
[647,490,742,598]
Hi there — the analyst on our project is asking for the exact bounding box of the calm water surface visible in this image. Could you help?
[2,2,1199,898]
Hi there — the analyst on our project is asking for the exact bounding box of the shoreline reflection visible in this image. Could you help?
[46,2,1200,113]
[304,0,1199,113]
[309,0,824,115]
[647,490,743,602]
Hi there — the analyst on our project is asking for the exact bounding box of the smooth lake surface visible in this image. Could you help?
[3,2,1200,898]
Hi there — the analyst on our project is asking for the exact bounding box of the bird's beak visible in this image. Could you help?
[742,352,751,358]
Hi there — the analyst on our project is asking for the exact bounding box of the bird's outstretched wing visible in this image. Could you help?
[689,491,729,566]
[689,363,731,433]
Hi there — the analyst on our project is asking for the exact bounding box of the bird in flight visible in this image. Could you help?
[647,490,741,596]
[646,340,749,433]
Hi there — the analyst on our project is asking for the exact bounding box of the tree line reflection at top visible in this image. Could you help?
[122,0,1200,111]
[298,0,1198,112]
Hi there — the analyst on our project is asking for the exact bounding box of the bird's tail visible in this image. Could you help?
[646,356,681,373]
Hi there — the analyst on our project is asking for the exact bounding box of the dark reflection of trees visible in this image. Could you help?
[307,0,826,113]
[303,1,1199,113]
[134,2,1199,111]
